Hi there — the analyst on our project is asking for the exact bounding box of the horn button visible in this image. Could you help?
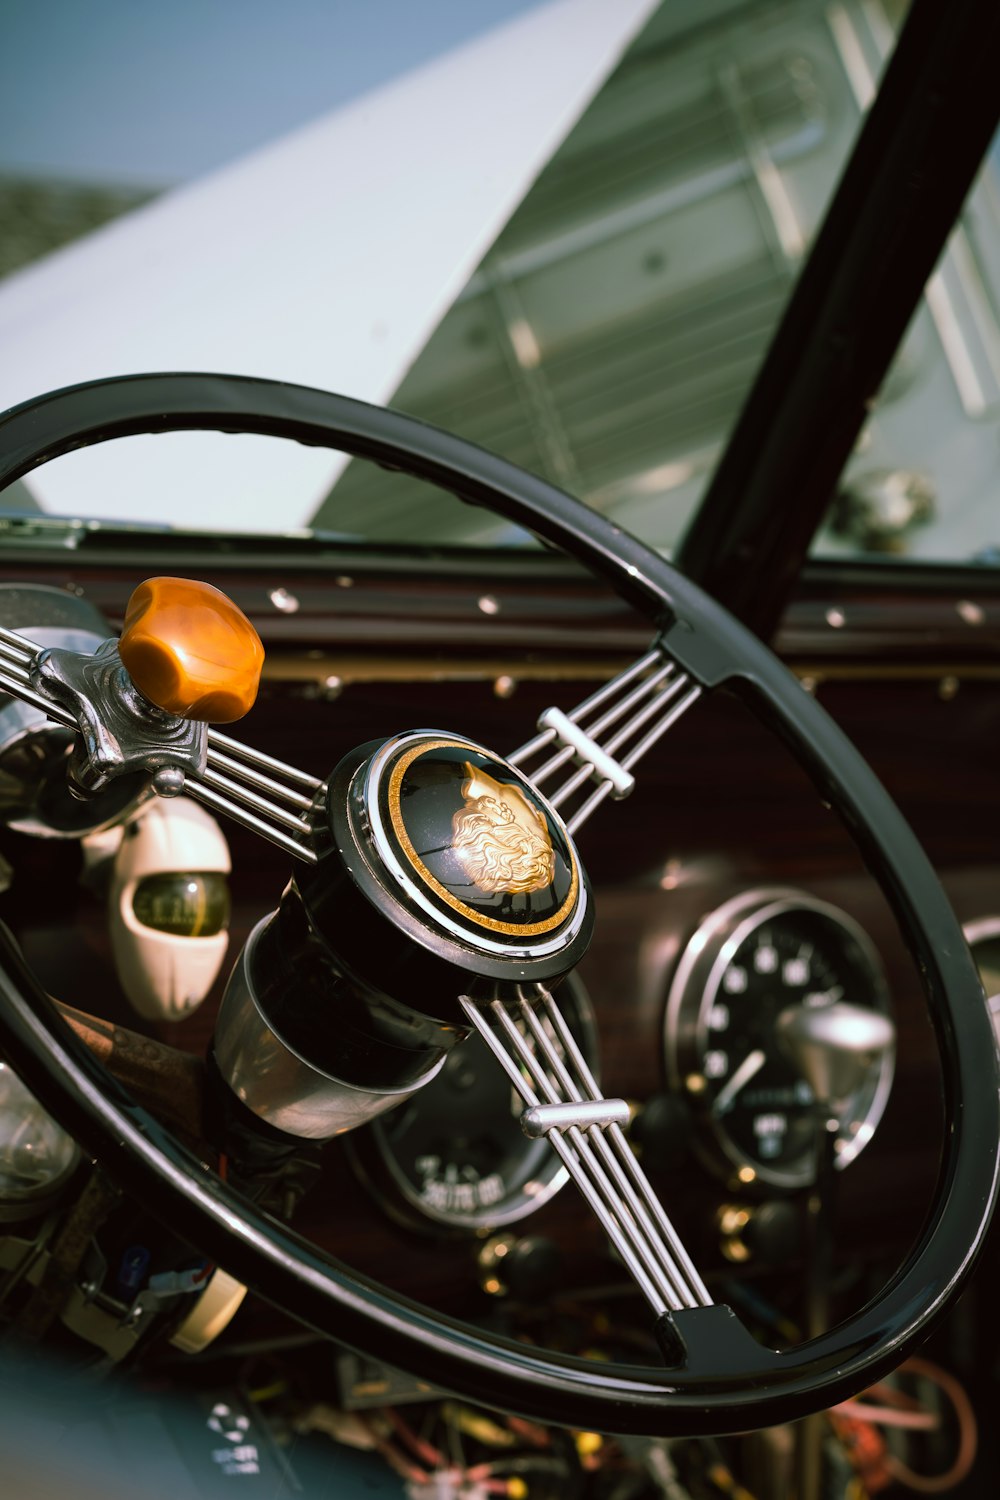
[309,732,592,992]
[368,735,580,940]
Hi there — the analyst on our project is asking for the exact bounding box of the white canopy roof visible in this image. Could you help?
[0,0,657,532]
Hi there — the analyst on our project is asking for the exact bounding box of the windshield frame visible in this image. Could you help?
[675,0,1000,638]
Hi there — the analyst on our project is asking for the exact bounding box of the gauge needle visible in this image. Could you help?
[711,1048,766,1116]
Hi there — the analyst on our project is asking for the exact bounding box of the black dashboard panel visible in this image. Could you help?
[0,551,987,1337]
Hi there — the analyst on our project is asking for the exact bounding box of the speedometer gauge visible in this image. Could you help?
[664,889,893,1189]
[351,975,597,1232]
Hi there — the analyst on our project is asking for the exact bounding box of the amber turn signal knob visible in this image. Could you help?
[119,577,264,724]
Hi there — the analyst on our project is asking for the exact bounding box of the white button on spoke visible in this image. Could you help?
[508,642,701,836]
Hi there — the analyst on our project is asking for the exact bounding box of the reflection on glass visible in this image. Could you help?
[132,872,230,938]
[0,1062,78,1204]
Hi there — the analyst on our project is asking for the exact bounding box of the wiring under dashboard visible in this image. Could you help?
[0,1119,980,1500]
[232,1331,981,1500]
[830,1357,978,1495]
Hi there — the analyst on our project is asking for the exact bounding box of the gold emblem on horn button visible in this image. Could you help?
[384,738,579,937]
[451,762,554,896]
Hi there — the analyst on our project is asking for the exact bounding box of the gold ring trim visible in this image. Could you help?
[386,739,579,937]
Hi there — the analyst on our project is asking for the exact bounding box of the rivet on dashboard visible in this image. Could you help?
[957,599,985,625]
[493,675,517,699]
[685,1073,706,1095]
[323,675,344,701]
[938,675,960,701]
[478,595,500,616]
[269,587,300,614]
[825,608,846,629]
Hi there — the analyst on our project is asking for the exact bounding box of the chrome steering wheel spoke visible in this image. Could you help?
[188,730,326,864]
[461,988,711,1317]
[0,622,78,729]
[0,619,327,863]
[508,641,701,835]
[0,622,697,860]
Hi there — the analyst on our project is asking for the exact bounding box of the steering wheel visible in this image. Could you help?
[0,371,996,1438]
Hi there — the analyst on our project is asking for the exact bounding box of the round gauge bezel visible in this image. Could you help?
[664,887,895,1190]
[963,915,1000,988]
[351,973,599,1234]
[962,916,1000,1032]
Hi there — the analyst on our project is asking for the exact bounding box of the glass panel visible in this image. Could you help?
[811,131,1000,566]
[321,0,905,552]
[3,0,927,561]
[132,872,230,938]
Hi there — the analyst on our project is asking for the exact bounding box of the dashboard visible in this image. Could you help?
[0,533,992,1500]
[0,549,990,1347]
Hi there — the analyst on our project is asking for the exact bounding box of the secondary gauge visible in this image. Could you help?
[664,889,894,1190]
[350,975,597,1232]
[963,916,1000,1039]
[964,916,1000,999]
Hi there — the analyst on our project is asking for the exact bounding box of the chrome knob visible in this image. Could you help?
[776,1001,895,1111]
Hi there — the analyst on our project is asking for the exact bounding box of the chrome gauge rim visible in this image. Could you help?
[964,916,1000,1000]
[963,917,1000,1040]
[664,888,895,1190]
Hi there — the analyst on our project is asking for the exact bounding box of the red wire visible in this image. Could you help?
[833,1355,977,1494]
[383,1405,446,1469]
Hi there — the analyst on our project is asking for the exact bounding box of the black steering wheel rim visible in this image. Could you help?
[0,371,996,1436]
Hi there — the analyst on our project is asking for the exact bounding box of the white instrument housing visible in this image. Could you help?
[106,797,231,1021]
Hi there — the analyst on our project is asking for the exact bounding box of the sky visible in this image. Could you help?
[0,0,549,187]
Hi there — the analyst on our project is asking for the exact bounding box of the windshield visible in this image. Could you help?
[3,0,996,569]
[328,0,902,552]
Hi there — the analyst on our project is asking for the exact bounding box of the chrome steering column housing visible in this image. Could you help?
[300,732,593,1020]
[213,916,446,1140]
[211,730,593,1142]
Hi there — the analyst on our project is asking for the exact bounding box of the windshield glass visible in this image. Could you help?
[326,0,905,552]
[5,0,993,569]
[809,134,1000,567]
